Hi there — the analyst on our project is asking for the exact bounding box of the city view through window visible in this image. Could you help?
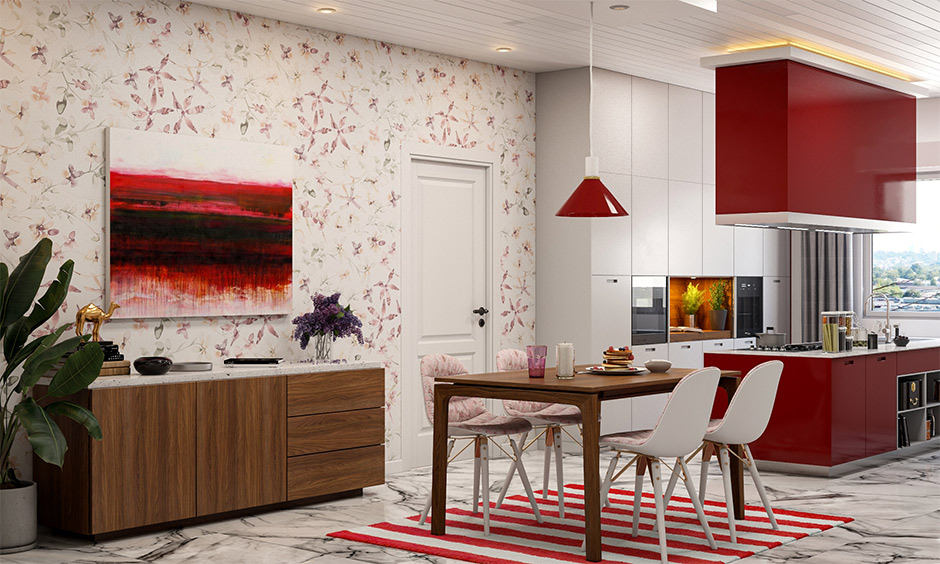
[871,181,940,313]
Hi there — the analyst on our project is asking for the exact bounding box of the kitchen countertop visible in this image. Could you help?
[706,338,940,359]
[42,360,384,390]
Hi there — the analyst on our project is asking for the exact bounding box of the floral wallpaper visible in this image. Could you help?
[0,0,536,473]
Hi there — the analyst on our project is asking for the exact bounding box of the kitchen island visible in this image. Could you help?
[705,339,940,475]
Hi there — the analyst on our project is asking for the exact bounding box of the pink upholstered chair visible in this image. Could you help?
[494,348,582,518]
[418,354,542,535]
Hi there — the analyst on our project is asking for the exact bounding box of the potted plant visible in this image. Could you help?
[708,279,730,331]
[292,292,364,362]
[681,282,706,328]
[1,238,104,553]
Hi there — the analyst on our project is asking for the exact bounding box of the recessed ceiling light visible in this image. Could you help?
[610,4,630,10]
[316,7,336,14]
[495,47,512,53]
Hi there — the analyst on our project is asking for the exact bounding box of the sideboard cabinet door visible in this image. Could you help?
[196,376,286,515]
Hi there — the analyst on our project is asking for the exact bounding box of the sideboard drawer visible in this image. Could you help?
[287,368,383,416]
[287,445,384,500]
[897,349,939,376]
[288,408,384,457]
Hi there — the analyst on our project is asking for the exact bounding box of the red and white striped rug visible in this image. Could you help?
[329,484,852,563]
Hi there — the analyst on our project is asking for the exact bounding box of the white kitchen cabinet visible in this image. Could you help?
[590,275,632,365]
[762,229,790,277]
[668,180,703,276]
[702,184,734,276]
[734,337,756,349]
[703,93,715,185]
[668,85,703,183]
[669,341,704,369]
[702,339,734,353]
[591,172,632,275]
[593,69,632,176]
[734,227,763,276]
[629,344,670,431]
[631,77,669,180]
[631,343,668,365]
[631,176,669,275]
[763,276,791,340]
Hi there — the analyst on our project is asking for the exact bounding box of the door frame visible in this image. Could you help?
[400,142,499,472]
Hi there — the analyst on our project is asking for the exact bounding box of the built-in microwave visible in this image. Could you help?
[632,276,668,345]
[736,277,763,338]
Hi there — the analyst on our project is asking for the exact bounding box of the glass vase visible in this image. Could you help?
[313,334,332,362]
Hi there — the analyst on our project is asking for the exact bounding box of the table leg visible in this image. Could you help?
[580,394,602,562]
[718,377,745,520]
[431,387,451,535]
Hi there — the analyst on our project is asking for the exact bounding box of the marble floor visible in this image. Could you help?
[7,446,939,564]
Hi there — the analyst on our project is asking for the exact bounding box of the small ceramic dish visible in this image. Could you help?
[644,359,672,373]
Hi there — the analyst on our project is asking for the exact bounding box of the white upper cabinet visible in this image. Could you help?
[590,275,632,364]
[593,69,632,176]
[703,93,715,185]
[668,180,703,276]
[734,226,763,276]
[631,176,669,275]
[591,172,632,275]
[702,184,734,276]
[668,85,703,183]
[762,229,791,277]
[631,78,669,180]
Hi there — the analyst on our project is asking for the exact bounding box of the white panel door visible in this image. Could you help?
[668,85,703,183]
[703,93,716,185]
[763,276,791,339]
[629,344,669,431]
[702,184,734,276]
[734,337,756,349]
[668,180,703,276]
[410,159,489,467]
[669,341,704,369]
[734,227,763,276]
[702,339,734,353]
[763,229,791,277]
[592,275,633,435]
[632,77,669,180]
[631,176,669,275]
[591,173,632,275]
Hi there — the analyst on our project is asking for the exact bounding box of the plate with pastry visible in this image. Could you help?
[585,365,648,375]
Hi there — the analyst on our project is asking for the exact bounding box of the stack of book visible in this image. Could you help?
[898,415,911,447]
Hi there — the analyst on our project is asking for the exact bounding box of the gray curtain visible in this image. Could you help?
[801,232,853,342]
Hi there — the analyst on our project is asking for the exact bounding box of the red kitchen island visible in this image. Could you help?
[706,340,940,475]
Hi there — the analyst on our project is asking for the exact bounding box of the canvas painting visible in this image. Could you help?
[107,128,293,318]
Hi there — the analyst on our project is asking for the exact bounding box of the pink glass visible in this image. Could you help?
[526,345,547,378]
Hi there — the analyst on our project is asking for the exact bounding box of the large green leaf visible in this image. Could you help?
[47,341,103,397]
[1,336,46,384]
[6,324,69,382]
[3,260,74,360]
[14,397,67,467]
[18,332,88,393]
[44,401,102,440]
[0,238,52,331]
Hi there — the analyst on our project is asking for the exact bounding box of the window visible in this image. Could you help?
[869,181,940,314]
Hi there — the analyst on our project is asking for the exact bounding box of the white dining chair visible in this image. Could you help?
[664,360,783,543]
[417,354,543,534]
[493,348,582,518]
[598,367,721,564]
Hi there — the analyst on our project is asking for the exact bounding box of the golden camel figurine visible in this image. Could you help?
[75,302,120,341]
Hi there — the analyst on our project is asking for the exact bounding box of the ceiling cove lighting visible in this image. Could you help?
[316,7,337,14]
[727,41,912,82]
[495,47,512,53]
[556,2,628,218]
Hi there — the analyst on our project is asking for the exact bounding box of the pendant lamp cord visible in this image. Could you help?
[589,1,594,158]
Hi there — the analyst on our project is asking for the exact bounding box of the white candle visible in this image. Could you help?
[556,342,575,377]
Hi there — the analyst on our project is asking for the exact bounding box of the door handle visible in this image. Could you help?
[472,307,489,316]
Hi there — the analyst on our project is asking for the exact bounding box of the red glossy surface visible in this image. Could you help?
[716,60,916,222]
[831,357,866,465]
[555,177,628,217]
[897,348,938,375]
[866,353,897,456]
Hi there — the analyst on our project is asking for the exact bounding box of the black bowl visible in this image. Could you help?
[893,335,910,347]
[134,356,173,375]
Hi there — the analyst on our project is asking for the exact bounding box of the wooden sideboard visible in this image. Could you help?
[34,366,384,536]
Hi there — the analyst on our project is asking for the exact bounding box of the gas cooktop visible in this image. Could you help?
[747,341,823,352]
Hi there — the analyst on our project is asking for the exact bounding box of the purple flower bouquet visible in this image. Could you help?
[292,292,364,360]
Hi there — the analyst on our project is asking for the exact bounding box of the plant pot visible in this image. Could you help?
[686,314,697,328]
[0,481,37,553]
[709,310,728,331]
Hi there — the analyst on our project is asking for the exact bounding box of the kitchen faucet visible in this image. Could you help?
[865,292,891,343]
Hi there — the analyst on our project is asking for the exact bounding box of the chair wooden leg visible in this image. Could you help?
[699,442,714,505]
[510,437,543,523]
[552,427,565,518]
[717,445,737,543]
[649,459,668,564]
[472,437,481,514]
[744,444,778,529]
[601,451,620,508]
[481,439,490,535]
[654,458,681,534]
[496,431,527,509]
[631,456,647,537]
[420,439,454,525]
[678,457,717,549]
[543,428,552,499]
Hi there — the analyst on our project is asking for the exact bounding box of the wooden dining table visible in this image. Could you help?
[431,364,743,562]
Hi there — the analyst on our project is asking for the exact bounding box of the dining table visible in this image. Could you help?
[431,364,744,562]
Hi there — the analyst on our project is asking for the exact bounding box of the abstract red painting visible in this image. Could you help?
[107,128,293,318]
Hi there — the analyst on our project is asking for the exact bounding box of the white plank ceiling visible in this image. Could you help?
[194,0,940,96]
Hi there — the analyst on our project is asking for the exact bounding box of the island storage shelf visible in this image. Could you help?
[33,364,385,537]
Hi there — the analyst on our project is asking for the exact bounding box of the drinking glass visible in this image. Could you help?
[526,345,547,378]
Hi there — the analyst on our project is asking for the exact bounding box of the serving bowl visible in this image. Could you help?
[134,356,173,375]
[644,359,672,373]
[893,335,910,347]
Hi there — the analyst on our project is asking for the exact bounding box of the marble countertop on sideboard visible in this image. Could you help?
[41,360,384,390]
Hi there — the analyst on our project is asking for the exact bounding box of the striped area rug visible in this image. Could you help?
[329,484,852,563]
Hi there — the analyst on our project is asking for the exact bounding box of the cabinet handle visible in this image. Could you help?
[878,356,886,361]
[681,345,691,349]
[715,343,724,347]
[773,279,781,283]
[844,360,854,366]
[645,347,655,352]
[607,278,618,283]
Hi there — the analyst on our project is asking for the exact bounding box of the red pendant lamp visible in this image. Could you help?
[556,2,628,218]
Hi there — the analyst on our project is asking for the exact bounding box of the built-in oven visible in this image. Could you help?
[736,276,763,338]
[632,276,668,345]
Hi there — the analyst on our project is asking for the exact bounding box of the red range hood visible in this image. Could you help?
[703,47,919,233]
